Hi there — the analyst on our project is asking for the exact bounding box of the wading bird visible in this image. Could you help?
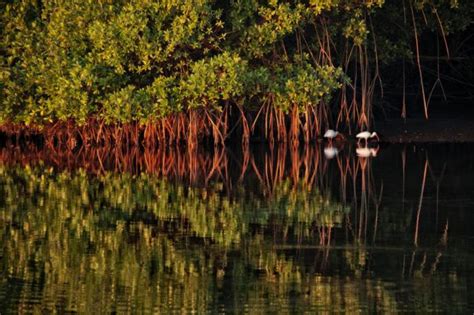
[324,129,344,144]
[356,131,379,144]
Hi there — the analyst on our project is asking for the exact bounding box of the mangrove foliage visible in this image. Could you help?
[1,0,473,145]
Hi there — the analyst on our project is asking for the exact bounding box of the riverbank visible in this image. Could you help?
[2,116,474,145]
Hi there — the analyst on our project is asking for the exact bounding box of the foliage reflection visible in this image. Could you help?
[0,144,472,313]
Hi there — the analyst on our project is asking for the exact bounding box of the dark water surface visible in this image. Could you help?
[0,143,473,313]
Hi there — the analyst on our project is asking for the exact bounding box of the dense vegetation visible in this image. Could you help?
[1,0,473,146]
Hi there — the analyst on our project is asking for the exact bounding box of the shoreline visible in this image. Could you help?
[2,117,474,145]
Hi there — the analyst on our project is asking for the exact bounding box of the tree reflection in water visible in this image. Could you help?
[0,143,473,313]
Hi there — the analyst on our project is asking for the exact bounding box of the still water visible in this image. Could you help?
[0,143,473,313]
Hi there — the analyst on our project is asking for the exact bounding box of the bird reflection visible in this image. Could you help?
[324,146,339,159]
[356,146,379,158]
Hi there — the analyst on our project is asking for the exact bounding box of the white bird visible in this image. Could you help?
[356,131,379,144]
[324,146,339,159]
[324,129,338,139]
[324,129,344,143]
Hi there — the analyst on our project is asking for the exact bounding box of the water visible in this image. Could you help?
[0,143,473,313]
